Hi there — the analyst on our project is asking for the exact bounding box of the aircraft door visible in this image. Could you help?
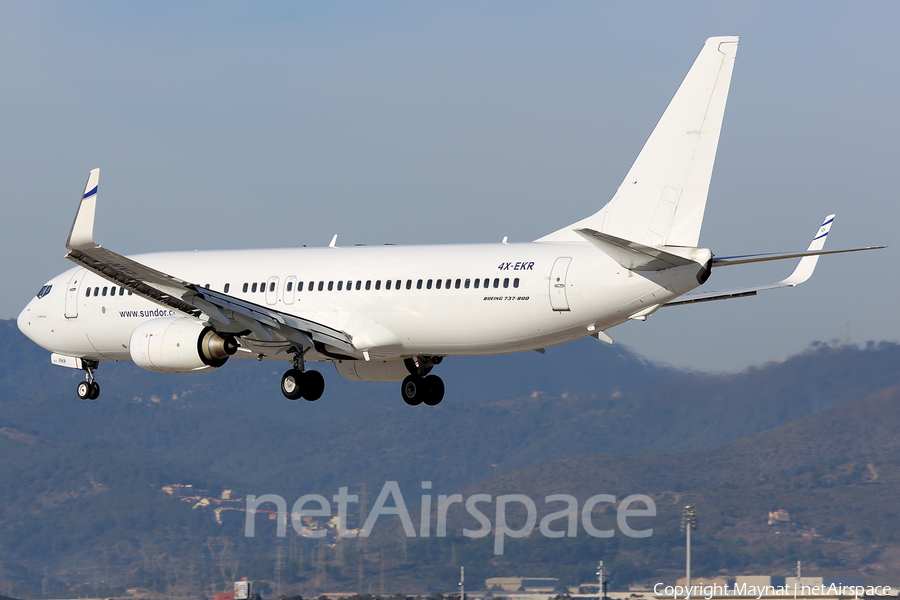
[65,269,84,318]
[265,276,279,306]
[284,276,297,305]
[549,257,572,311]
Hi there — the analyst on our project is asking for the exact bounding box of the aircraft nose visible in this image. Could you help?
[17,300,35,340]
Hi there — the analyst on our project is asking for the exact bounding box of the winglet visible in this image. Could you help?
[66,168,100,250]
[782,214,834,285]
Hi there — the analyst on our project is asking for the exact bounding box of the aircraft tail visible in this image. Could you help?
[537,36,739,248]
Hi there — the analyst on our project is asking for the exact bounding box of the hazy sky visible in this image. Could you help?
[2,2,897,372]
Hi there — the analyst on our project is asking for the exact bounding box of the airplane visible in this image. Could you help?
[16,36,884,405]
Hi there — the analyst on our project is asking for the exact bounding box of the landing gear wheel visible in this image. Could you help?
[401,375,424,406]
[422,375,444,406]
[281,369,304,400]
[303,370,325,401]
[88,381,100,400]
[77,381,91,400]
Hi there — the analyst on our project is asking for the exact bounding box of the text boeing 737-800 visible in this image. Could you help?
[17,37,883,405]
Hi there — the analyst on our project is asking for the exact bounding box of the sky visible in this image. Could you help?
[1,2,897,372]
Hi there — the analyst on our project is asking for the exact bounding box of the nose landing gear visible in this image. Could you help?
[281,349,325,401]
[76,360,100,400]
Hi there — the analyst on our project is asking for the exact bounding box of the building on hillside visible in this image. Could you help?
[161,484,208,498]
[785,577,864,588]
[675,577,734,587]
[768,509,790,525]
[126,588,156,597]
[735,576,786,588]
[486,577,559,592]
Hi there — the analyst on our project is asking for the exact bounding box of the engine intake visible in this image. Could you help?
[130,317,237,373]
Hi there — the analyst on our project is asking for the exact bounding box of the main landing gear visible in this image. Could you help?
[281,350,325,401]
[76,360,100,400]
[400,356,445,406]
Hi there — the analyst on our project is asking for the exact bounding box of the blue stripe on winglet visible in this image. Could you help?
[813,231,829,241]
[83,186,98,199]
[822,217,834,226]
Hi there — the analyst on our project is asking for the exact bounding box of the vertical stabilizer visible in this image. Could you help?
[537,36,738,247]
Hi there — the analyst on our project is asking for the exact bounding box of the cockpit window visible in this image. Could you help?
[36,285,52,299]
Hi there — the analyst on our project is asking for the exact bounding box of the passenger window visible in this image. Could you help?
[365,281,371,290]
[251,283,257,293]
[317,282,323,291]
[446,279,451,289]
[435,279,442,290]
[86,288,91,297]
[109,286,115,296]
[269,282,275,292]
[406,280,412,290]
[347,280,353,290]
[243,283,249,293]
[128,291,133,295]
[473,279,480,289]
[426,279,432,290]
[396,280,402,290]
[328,281,334,291]
[298,282,304,292]
[374,280,380,290]
[286,281,293,292]
[494,278,500,288]
[94,287,100,296]
[417,279,423,290]
[224,283,230,293]
[513,278,519,288]
[119,287,125,296]
[205,284,210,289]
[386,280,392,290]
[260,282,265,291]
[458,279,463,289]
[338,281,343,291]
[503,278,509,288]
[310,282,316,292]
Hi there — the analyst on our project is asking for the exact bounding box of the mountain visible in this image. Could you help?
[435,383,900,588]
[2,318,900,596]
[4,319,900,496]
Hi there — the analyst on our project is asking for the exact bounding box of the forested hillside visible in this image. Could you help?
[1,319,899,596]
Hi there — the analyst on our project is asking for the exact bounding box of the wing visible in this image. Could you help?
[665,214,886,307]
[64,169,357,358]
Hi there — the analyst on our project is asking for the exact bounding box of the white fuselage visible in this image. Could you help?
[17,241,706,365]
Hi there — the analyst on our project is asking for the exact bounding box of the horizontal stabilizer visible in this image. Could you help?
[574,228,696,271]
[665,214,886,307]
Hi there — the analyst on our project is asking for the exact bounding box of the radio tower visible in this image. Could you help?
[274,541,284,598]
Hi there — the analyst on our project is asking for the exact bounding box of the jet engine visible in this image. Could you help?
[333,359,411,382]
[129,317,237,373]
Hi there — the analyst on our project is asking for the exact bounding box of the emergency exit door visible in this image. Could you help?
[549,257,572,311]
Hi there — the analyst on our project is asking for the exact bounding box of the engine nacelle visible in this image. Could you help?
[129,317,237,373]
[333,359,411,382]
